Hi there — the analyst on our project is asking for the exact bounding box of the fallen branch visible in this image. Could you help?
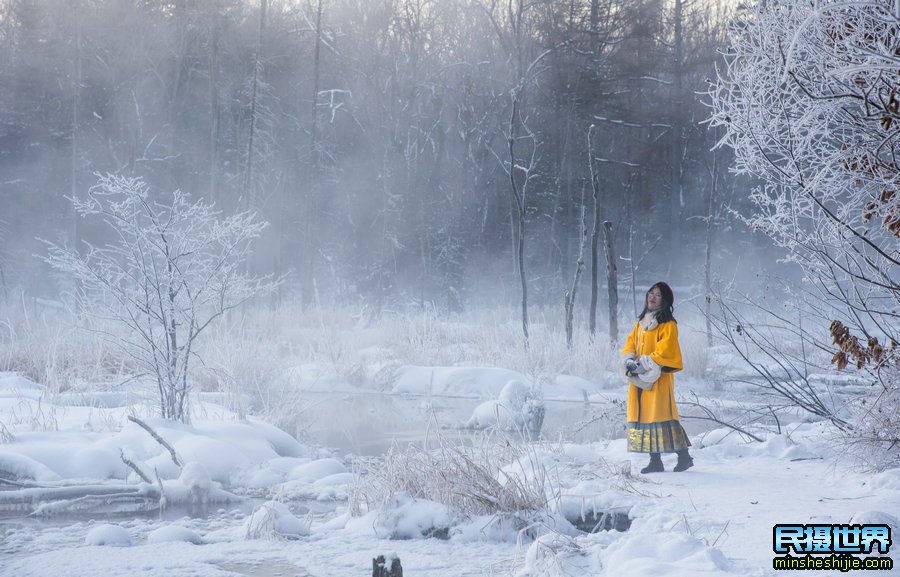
[120,449,153,484]
[0,484,162,513]
[127,415,183,467]
[32,492,161,517]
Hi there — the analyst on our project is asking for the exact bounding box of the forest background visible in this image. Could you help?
[0,0,754,320]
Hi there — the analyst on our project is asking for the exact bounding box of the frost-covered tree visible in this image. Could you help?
[710,1,899,465]
[45,175,277,422]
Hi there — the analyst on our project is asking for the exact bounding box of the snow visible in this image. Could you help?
[465,398,525,430]
[870,469,900,492]
[146,525,203,545]
[287,458,347,482]
[392,365,533,397]
[465,379,540,431]
[84,524,132,547]
[351,493,452,540]
[243,500,310,539]
[179,462,212,493]
[0,452,62,483]
[2,356,899,577]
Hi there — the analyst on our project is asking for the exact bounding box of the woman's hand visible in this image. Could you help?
[624,358,640,376]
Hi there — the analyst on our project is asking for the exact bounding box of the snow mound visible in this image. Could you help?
[698,428,820,460]
[288,458,347,482]
[523,532,601,576]
[245,417,308,458]
[146,525,203,544]
[313,472,354,487]
[245,467,284,488]
[1,442,123,480]
[70,447,124,478]
[169,436,251,484]
[595,531,735,576]
[0,451,62,483]
[465,380,543,433]
[244,500,310,539]
[179,461,212,492]
[869,468,900,492]
[84,524,132,547]
[373,493,452,540]
[392,365,530,397]
[265,456,311,475]
[548,374,604,397]
[465,399,524,430]
[0,374,44,395]
[560,444,601,463]
[849,510,900,533]
[498,380,532,406]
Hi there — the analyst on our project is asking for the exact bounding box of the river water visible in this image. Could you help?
[302,390,631,456]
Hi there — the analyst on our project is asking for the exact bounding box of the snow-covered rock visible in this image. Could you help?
[373,493,452,540]
[244,500,310,539]
[465,380,543,434]
[465,399,524,430]
[498,380,531,407]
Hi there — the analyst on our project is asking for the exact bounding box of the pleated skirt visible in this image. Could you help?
[627,420,691,453]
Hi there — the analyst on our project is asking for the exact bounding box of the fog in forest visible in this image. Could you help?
[0,0,782,318]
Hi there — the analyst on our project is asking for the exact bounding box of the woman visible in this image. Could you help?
[621,281,693,473]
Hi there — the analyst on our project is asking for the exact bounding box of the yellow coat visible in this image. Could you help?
[622,319,683,424]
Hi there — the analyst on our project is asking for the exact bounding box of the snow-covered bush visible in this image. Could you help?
[199,320,303,433]
[835,344,900,470]
[0,301,123,395]
[709,1,899,466]
[44,175,278,422]
[384,306,618,384]
[349,430,556,521]
[709,1,899,334]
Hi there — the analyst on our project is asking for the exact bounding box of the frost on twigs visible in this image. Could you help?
[709,2,898,337]
[43,174,279,422]
[709,1,900,470]
[830,320,900,471]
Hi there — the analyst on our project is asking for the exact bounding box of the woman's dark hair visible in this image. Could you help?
[638,281,676,324]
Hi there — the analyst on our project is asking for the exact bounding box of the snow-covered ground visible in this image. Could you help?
[1,354,897,576]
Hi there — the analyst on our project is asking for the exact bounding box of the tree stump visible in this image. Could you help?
[373,555,402,577]
[524,400,545,441]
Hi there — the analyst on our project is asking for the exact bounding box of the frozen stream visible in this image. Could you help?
[0,385,779,576]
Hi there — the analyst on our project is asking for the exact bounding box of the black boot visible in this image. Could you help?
[640,452,664,474]
[674,449,694,472]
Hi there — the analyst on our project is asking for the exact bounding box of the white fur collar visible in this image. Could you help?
[640,311,659,331]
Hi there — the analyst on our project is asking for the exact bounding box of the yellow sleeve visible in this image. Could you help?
[650,321,683,371]
[621,322,639,356]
